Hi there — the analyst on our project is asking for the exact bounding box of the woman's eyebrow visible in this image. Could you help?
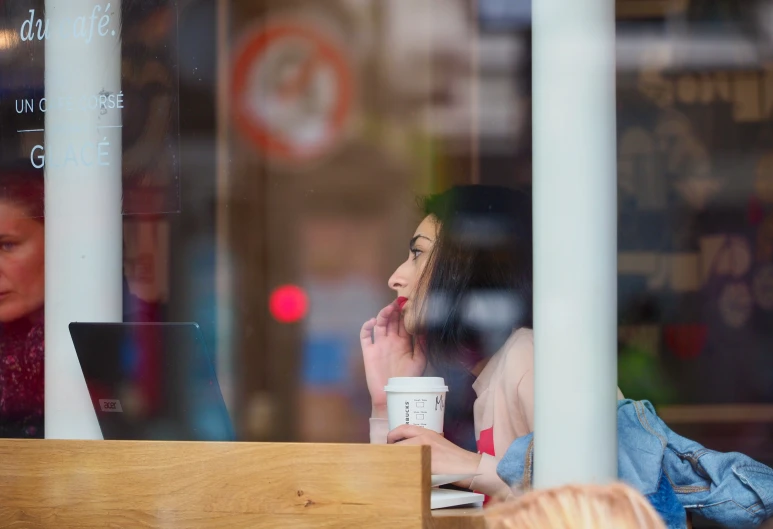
[410,234,433,248]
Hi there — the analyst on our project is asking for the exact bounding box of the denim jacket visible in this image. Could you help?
[497,400,773,529]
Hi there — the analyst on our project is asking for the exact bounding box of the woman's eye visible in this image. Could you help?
[411,248,422,260]
[0,243,16,252]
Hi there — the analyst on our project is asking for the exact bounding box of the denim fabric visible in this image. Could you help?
[643,400,773,528]
[649,471,689,529]
[497,400,773,529]
[498,434,534,492]
[497,431,686,529]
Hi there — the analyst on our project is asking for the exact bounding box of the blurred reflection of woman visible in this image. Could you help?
[362,185,534,500]
[0,166,45,438]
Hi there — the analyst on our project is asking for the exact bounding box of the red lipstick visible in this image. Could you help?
[396,297,408,310]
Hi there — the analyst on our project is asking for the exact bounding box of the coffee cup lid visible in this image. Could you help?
[384,377,448,393]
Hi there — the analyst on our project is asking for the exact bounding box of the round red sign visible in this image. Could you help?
[231,21,354,163]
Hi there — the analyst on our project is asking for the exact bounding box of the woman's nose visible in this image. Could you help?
[388,264,408,292]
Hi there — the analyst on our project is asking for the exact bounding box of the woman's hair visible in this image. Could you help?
[0,161,44,219]
[417,184,532,369]
[485,483,667,529]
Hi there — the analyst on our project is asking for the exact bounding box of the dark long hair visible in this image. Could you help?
[417,185,533,370]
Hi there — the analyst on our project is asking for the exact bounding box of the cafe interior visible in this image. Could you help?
[0,0,772,527]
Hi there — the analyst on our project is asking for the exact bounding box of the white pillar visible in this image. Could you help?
[44,0,123,439]
[532,0,618,486]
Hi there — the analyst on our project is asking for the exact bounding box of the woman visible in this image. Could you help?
[485,483,667,529]
[361,185,535,499]
[0,165,45,438]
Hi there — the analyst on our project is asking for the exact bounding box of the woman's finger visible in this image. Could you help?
[377,301,401,337]
[389,302,401,336]
[387,424,427,444]
[360,318,376,348]
[393,436,423,446]
[374,304,393,337]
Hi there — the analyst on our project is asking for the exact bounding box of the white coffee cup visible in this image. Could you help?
[385,377,448,433]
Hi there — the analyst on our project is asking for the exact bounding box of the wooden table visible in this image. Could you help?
[0,440,486,528]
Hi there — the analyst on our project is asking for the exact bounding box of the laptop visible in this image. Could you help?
[69,322,235,442]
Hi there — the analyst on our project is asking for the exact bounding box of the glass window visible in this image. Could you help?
[0,3,771,526]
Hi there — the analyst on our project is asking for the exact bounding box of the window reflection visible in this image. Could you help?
[0,0,769,503]
[0,163,44,438]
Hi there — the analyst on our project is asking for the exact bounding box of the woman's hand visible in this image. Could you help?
[360,301,427,417]
[388,425,482,488]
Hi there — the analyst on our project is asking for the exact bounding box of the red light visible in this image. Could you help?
[269,285,309,323]
[664,324,707,359]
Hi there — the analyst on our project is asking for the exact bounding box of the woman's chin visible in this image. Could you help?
[0,303,40,324]
[0,312,26,324]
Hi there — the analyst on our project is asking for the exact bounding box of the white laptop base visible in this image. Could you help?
[431,488,485,510]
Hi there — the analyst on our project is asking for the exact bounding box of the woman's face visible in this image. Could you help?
[388,215,439,335]
[0,202,44,323]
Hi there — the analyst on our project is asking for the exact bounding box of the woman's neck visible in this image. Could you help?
[470,358,490,378]
[458,344,489,377]
[25,308,44,325]
[3,308,44,331]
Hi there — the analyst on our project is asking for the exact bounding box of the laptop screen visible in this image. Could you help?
[69,322,235,441]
